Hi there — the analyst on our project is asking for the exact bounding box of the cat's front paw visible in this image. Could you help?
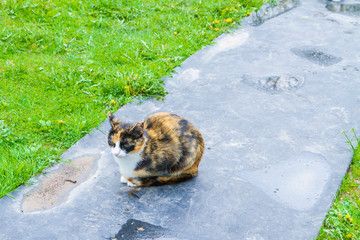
[127,181,138,187]
[120,175,128,184]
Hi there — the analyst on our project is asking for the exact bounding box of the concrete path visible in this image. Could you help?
[1,0,360,239]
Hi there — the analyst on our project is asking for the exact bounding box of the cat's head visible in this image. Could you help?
[107,112,145,158]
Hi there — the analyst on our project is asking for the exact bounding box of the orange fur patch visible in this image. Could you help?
[132,141,145,153]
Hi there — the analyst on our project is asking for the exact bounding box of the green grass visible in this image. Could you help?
[0,0,267,198]
[317,129,360,240]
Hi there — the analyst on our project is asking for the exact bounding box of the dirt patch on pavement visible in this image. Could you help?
[22,154,100,213]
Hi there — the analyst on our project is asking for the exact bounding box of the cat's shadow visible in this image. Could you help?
[113,177,207,239]
[119,176,199,200]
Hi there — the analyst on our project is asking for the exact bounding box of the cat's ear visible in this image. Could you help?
[131,122,144,139]
[108,112,121,130]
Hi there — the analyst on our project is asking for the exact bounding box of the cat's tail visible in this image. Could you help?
[181,132,205,177]
[194,133,205,169]
[152,138,205,185]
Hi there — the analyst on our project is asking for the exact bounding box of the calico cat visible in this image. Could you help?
[107,112,204,187]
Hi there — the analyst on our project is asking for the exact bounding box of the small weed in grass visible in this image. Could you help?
[317,129,360,239]
[0,0,268,198]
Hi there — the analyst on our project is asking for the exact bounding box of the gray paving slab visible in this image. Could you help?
[1,0,360,239]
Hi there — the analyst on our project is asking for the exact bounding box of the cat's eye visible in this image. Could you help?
[120,141,134,153]
[121,142,130,149]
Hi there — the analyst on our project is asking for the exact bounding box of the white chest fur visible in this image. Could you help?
[113,150,143,178]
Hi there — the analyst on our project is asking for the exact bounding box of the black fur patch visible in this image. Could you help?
[121,142,135,153]
[160,133,171,143]
[179,119,189,133]
[190,129,202,143]
[170,144,189,172]
[155,158,171,173]
[131,125,143,139]
[145,120,153,129]
[135,156,152,170]
[150,141,158,152]
[136,177,159,185]
[107,129,117,147]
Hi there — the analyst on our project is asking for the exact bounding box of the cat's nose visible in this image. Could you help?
[114,152,119,156]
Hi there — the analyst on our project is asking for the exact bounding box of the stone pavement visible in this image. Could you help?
[1,0,360,239]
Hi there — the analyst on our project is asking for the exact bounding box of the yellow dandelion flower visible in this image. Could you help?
[110,99,116,105]
[215,20,220,24]
[57,120,65,124]
[346,214,351,219]
[124,86,130,92]
[135,74,138,78]
[247,12,251,16]
[174,31,178,35]
[215,28,219,31]
[168,58,171,61]
[226,18,232,23]
[346,233,351,239]
[238,3,241,7]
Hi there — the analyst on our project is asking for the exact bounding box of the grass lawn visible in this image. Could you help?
[0,0,268,198]
[317,129,360,240]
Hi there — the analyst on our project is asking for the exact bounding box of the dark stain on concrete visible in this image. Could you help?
[112,219,167,240]
[242,75,304,94]
[291,47,342,66]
